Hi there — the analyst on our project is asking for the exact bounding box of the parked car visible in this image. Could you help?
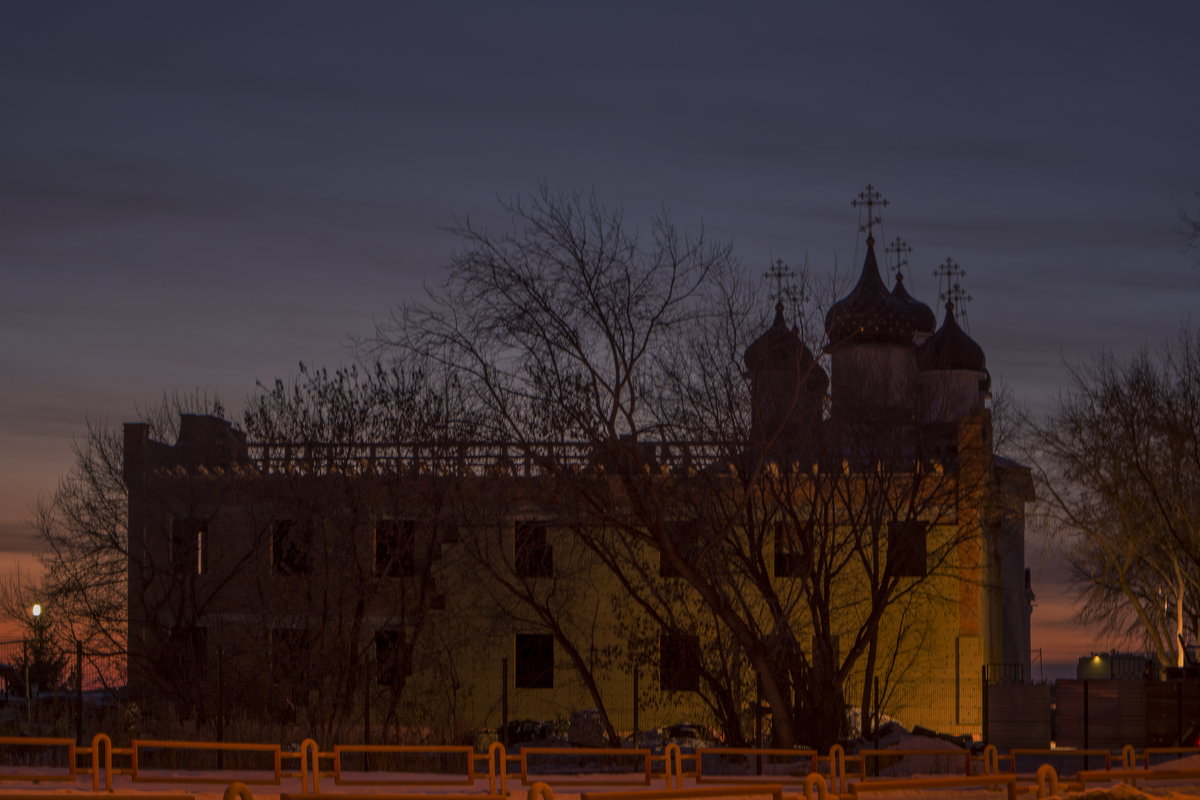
[500,718,556,746]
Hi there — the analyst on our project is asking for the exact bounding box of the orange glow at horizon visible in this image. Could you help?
[0,551,44,642]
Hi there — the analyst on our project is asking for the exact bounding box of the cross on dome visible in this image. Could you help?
[885,236,912,280]
[933,258,966,302]
[851,184,888,241]
[943,281,972,309]
[933,258,972,329]
[763,259,794,306]
[945,282,973,329]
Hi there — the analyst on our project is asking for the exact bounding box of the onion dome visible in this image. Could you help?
[744,303,828,391]
[824,237,917,345]
[916,303,986,372]
[890,273,936,336]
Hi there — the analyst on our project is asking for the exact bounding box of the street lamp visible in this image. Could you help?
[25,603,42,732]
[30,603,44,654]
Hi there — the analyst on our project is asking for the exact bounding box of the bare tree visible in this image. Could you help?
[376,187,756,740]
[24,392,224,690]
[102,364,481,736]
[0,567,44,637]
[1028,329,1200,667]
[377,188,985,749]
[379,186,736,444]
[0,566,69,693]
[239,360,481,741]
[548,415,980,748]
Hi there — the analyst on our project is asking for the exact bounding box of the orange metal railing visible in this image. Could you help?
[0,736,77,783]
[579,783,785,800]
[847,773,1019,800]
[1142,747,1200,768]
[10,732,1200,797]
[814,744,863,789]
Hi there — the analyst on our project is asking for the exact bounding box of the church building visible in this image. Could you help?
[123,188,1033,746]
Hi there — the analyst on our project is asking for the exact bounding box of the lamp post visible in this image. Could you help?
[25,603,41,732]
[31,604,44,657]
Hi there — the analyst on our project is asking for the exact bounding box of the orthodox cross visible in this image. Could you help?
[885,236,912,280]
[851,184,889,238]
[944,281,972,309]
[933,258,972,326]
[933,258,966,302]
[763,259,794,304]
[946,281,973,327]
[763,259,808,325]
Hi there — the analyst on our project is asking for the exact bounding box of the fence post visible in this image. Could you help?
[363,660,372,752]
[631,666,639,746]
[1082,680,1089,769]
[501,657,509,747]
[873,676,880,742]
[754,678,762,748]
[1178,679,1184,745]
[75,641,83,744]
[24,650,31,733]
[216,645,224,769]
[981,665,988,747]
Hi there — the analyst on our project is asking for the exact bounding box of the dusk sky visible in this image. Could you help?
[3,2,1198,677]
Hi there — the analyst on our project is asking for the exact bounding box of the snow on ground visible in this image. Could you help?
[5,744,1200,800]
[1044,787,1200,800]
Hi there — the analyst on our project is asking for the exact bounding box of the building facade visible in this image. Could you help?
[124,234,1033,745]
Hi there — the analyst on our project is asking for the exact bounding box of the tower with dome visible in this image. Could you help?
[738,186,1034,741]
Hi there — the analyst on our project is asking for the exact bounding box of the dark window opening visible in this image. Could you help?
[515,522,553,578]
[171,518,208,575]
[515,633,554,688]
[660,631,701,691]
[888,520,928,578]
[375,519,416,577]
[271,520,312,576]
[659,520,699,577]
[375,629,409,686]
[774,521,806,578]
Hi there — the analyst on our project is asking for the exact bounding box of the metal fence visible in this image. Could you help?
[0,638,125,742]
[0,635,1004,749]
[497,667,987,750]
